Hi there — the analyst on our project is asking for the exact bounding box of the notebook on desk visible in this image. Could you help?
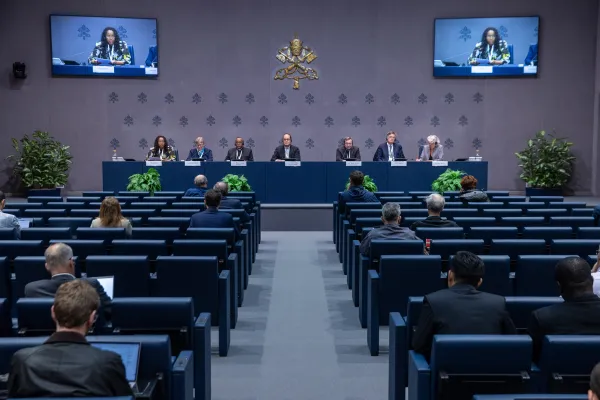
[91,342,140,389]
[18,218,32,229]
[94,58,112,66]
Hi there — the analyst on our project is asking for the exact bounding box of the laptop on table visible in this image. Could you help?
[91,342,140,391]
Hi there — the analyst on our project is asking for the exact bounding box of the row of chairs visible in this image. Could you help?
[28,190,257,202]
[348,208,592,221]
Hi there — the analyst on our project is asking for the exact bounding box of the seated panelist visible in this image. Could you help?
[146,135,176,161]
[145,45,158,67]
[467,27,510,65]
[88,27,131,66]
[524,43,538,66]
[417,135,444,161]
[373,131,405,162]
[336,137,361,161]
[271,133,301,161]
[186,136,213,161]
[225,137,254,161]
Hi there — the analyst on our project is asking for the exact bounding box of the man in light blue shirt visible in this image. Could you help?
[0,191,20,239]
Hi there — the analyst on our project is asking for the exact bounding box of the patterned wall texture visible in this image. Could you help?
[0,0,598,193]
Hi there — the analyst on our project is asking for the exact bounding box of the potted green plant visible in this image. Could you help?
[221,174,252,192]
[6,131,73,197]
[345,175,378,192]
[515,130,575,196]
[126,168,162,195]
[431,168,465,194]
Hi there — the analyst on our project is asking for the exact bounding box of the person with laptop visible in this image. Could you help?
[8,280,132,397]
[373,131,405,162]
[0,191,20,239]
[336,137,361,161]
[270,133,301,161]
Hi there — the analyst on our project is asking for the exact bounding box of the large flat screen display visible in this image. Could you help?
[50,15,158,77]
[433,16,539,77]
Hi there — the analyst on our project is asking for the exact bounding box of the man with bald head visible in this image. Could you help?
[25,243,112,318]
[225,137,254,161]
[186,136,213,161]
[410,193,459,231]
[184,174,209,197]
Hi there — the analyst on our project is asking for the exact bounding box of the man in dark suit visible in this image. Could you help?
[184,174,208,197]
[413,251,516,358]
[213,181,250,224]
[410,193,459,230]
[528,256,600,361]
[338,170,380,215]
[225,137,254,161]
[336,137,361,161]
[186,136,213,161]
[25,243,112,319]
[524,43,538,66]
[271,133,301,161]
[359,202,420,256]
[145,45,158,67]
[373,131,405,161]
[8,280,132,397]
[189,189,240,237]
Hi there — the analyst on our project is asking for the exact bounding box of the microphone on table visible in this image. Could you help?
[439,50,474,66]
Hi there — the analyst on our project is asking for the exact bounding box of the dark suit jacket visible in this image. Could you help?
[410,216,459,231]
[183,187,208,197]
[528,293,600,361]
[336,146,361,161]
[270,145,301,161]
[145,45,158,67]
[8,331,132,398]
[25,274,112,318]
[189,207,240,237]
[185,147,213,161]
[524,44,538,65]
[373,142,405,161]
[413,284,516,358]
[220,196,250,223]
[225,147,254,161]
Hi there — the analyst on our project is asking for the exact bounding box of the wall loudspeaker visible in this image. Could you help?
[12,62,27,79]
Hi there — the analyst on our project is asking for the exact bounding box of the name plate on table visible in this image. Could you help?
[390,161,407,167]
[468,157,483,162]
[345,161,362,167]
[146,161,162,167]
[92,66,114,74]
[523,65,537,74]
[471,66,493,74]
[432,161,448,167]
[184,161,201,167]
[285,161,301,167]
[145,67,158,75]
[231,161,247,167]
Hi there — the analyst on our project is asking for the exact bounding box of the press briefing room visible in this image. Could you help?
[2,0,600,399]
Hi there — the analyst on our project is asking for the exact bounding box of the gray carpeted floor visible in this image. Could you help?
[212,231,388,400]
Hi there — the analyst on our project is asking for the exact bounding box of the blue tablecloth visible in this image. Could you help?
[52,65,157,77]
[434,65,537,77]
[103,161,489,204]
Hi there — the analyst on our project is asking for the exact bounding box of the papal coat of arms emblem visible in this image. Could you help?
[274,34,318,89]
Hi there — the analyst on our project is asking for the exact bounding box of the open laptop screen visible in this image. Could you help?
[94,276,114,299]
[91,342,140,382]
[18,218,32,229]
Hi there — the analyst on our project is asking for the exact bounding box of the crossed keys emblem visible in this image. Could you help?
[274,34,318,89]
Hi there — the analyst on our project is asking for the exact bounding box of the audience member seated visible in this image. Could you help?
[592,245,600,296]
[184,174,209,197]
[90,196,132,237]
[24,243,112,319]
[528,256,600,361]
[412,251,516,358]
[410,193,459,230]
[213,181,250,223]
[359,202,419,256]
[338,170,380,214]
[458,175,489,203]
[189,189,240,237]
[8,280,132,397]
[0,190,20,239]
[590,363,600,400]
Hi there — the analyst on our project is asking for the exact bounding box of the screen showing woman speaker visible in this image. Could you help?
[50,15,158,78]
[433,16,539,78]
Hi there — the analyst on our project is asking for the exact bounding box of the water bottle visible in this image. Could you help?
[112,148,117,161]
[475,148,480,158]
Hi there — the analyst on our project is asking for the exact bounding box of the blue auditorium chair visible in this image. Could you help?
[485,191,510,199]
[0,228,17,240]
[23,209,67,224]
[355,218,382,237]
[13,256,80,299]
[538,336,600,394]
[408,191,435,200]
[514,255,571,296]
[26,196,62,205]
[131,227,181,245]
[70,209,100,218]
[66,196,100,204]
[493,196,527,204]
[526,209,569,220]
[0,240,44,259]
[21,227,71,243]
[160,209,197,218]
[468,227,519,244]
[110,240,168,260]
[415,228,464,240]
[498,217,546,230]
[154,256,230,356]
[186,228,235,244]
[507,202,546,210]
[342,202,381,216]
[10,202,42,211]
[471,202,504,211]
[400,210,429,219]
[122,209,159,222]
[148,217,190,231]
[394,202,424,210]
[113,196,139,205]
[469,255,511,296]
[572,208,593,217]
[549,217,595,228]
[88,202,103,209]
[76,227,127,241]
[576,227,600,239]
[47,217,93,236]
[379,196,413,204]
[171,202,204,210]
[129,202,167,212]
[505,297,563,333]
[2,209,21,218]
[366,255,443,355]
[118,191,149,198]
[86,256,150,297]
[429,239,484,260]
[375,191,407,198]
[0,258,10,302]
[522,227,573,243]
[173,239,227,263]
[530,196,564,204]
[442,209,478,219]
[484,209,523,220]
[141,196,177,206]
[407,336,534,400]
[349,209,383,225]
[440,202,463,209]
[154,191,185,200]
[548,202,587,211]
[46,201,86,213]
[550,239,600,257]
[489,239,547,260]
[16,298,58,336]
[453,217,496,231]
[49,239,106,259]
[473,395,586,399]
[370,240,425,268]
[82,190,115,199]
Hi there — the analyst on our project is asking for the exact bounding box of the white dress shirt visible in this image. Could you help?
[593,271,600,297]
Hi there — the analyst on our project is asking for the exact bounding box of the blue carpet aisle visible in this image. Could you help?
[212,232,388,400]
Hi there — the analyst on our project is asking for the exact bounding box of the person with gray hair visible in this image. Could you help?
[410,193,459,231]
[418,134,444,161]
[359,202,420,256]
[184,174,209,197]
[24,243,112,318]
[213,181,250,223]
[186,136,213,161]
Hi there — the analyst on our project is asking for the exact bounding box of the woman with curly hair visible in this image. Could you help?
[468,27,510,65]
[458,175,489,203]
[88,27,131,65]
[91,197,132,237]
[146,135,176,161]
